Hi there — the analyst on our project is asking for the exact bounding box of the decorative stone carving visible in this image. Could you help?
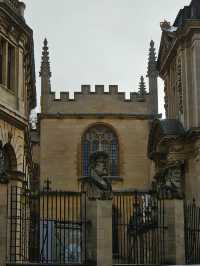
[164,80,168,117]
[160,20,171,31]
[176,58,183,114]
[153,161,184,199]
[138,76,147,97]
[82,151,112,200]
[0,141,8,184]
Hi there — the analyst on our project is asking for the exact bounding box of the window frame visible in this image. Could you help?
[7,42,16,91]
[0,35,16,92]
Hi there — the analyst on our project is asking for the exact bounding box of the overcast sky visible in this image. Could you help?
[23,0,191,115]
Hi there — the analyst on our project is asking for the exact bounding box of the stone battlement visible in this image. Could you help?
[50,85,148,103]
[42,84,154,115]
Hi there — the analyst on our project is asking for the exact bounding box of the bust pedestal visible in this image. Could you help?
[86,198,112,266]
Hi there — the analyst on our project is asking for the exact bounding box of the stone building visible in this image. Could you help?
[148,0,200,204]
[0,0,36,265]
[34,38,159,192]
[0,0,36,184]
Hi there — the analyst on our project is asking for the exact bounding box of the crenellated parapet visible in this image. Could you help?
[50,84,148,103]
[42,83,156,116]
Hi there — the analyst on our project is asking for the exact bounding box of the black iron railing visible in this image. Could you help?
[112,191,166,265]
[7,186,87,264]
[185,199,200,264]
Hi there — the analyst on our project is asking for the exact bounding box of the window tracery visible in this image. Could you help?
[82,125,119,177]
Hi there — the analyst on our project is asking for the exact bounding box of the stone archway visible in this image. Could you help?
[3,143,17,171]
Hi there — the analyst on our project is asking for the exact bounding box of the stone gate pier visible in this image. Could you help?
[86,199,112,266]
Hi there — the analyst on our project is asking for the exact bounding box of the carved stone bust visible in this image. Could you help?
[82,151,112,200]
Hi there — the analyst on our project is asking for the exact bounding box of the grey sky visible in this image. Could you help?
[23,0,190,114]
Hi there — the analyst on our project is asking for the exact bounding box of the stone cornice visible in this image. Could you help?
[0,103,28,129]
[39,113,162,120]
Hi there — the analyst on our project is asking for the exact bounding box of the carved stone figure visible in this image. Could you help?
[164,165,183,198]
[154,162,184,199]
[82,151,112,200]
[0,141,8,184]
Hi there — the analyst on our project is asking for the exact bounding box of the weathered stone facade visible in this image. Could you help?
[0,1,36,265]
[0,0,36,181]
[149,0,200,205]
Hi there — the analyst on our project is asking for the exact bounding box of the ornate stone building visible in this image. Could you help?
[0,1,36,265]
[0,0,36,185]
[148,0,200,204]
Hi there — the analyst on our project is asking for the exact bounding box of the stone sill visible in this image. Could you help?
[78,176,123,182]
[0,84,15,95]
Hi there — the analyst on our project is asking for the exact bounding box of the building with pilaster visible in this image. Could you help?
[0,0,36,264]
[148,0,200,204]
[0,0,36,185]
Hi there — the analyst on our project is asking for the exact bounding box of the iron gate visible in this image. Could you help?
[185,199,200,264]
[7,186,87,264]
[112,191,166,265]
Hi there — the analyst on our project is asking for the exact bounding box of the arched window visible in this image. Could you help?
[3,143,17,171]
[82,125,119,177]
